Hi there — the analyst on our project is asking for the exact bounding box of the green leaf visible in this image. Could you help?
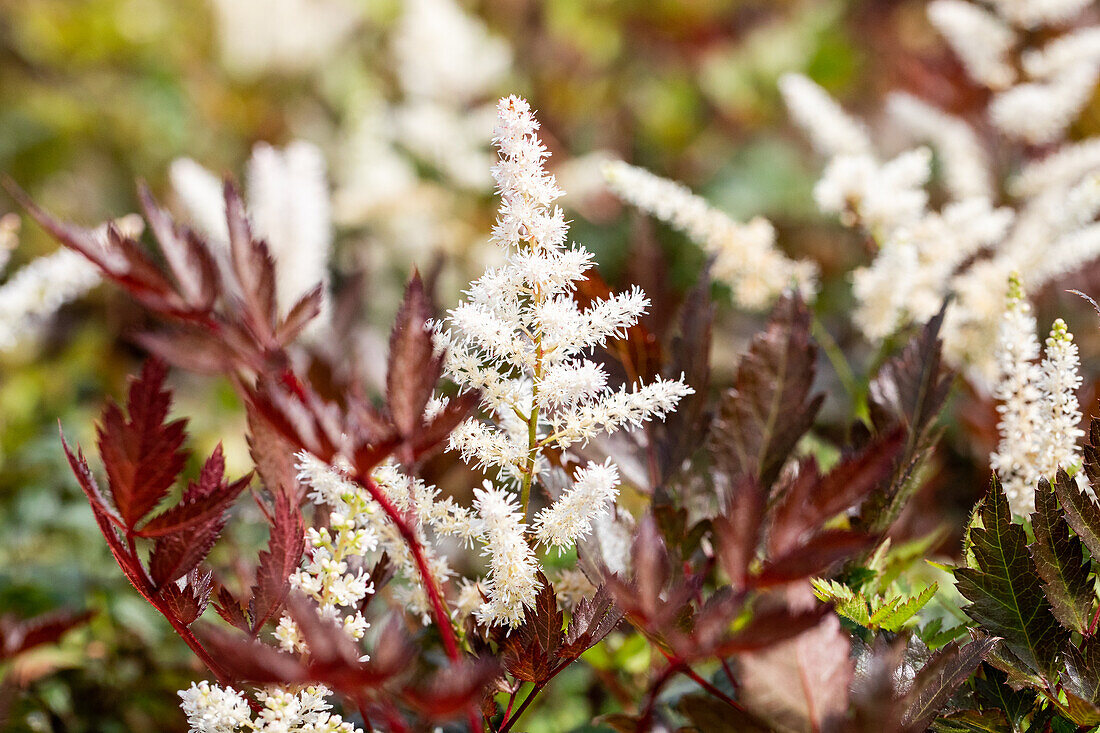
[1052,464,1100,562]
[1029,476,1094,634]
[811,578,871,626]
[953,480,1066,680]
[869,583,937,632]
[930,709,1011,732]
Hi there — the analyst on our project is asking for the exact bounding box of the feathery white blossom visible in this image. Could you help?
[990,64,1099,145]
[534,459,620,549]
[434,96,690,624]
[987,0,1092,29]
[391,0,510,106]
[887,93,992,201]
[1011,139,1100,197]
[778,74,873,158]
[990,277,1083,516]
[205,0,360,79]
[814,149,931,236]
[552,568,598,610]
[853,198,1013,339]
[473,482,541,626]
[602,160,817,308]
[928,0,1016,89]
[179,682,362,733]
[0,214,143,353]
[171,141,333,329]
[1022,27,1100,79]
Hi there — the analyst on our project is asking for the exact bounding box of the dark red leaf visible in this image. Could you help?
[708,293,822,488]
[768,428,904,555]
[403,658,499,721]
[158,568,214,627]
[754,530,877,587]
[715,477,766,591]
[148,513,227,589]
[387,273,443,437]
[96,360,188,529]
[0,609,94,660]
[137,446,250,537]
[276,284,324,346]
[213,586,251,632]
[247,490,305,634]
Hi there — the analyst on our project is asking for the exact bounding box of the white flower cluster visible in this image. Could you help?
[171,141,333,330]
[434,96,690,624]
[930,0,1099,144]
[0,212,143,353]
[601,160,819,309]
[472,482,540,626]
[782,8,1100,383]
[179,681,361,733]
[273,510,377,657]
[294,454,476,625]
[990,277,1083,516]
[205,0,361,79]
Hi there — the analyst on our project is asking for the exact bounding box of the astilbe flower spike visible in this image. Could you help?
[436,95,692,625]
[990,275,1084,516]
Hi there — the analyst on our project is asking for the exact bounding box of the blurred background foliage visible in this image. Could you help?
[1,0,1093,730]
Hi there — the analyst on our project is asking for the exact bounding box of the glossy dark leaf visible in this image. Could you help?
[1052,461,1100,562]
[954,482,1065,679]
[1030,475,1093,634]
[1063,637,1100,705]
[902,636,1000,732]
[708,293,822,489]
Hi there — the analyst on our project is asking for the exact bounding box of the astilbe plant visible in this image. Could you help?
[11,89,1098,733]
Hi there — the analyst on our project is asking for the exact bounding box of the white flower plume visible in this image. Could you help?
[990,276,1083,517]
[602,160,818,309]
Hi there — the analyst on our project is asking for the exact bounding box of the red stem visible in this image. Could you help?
[657,649,746,713]
[1088,604,1100,636]
[352,471,460,661]
[497,682,543,733]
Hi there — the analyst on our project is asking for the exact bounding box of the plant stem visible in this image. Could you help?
[497,682,543,733]
[353,471,460,662]
[520,283,545,520]
[811,314,861,412]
